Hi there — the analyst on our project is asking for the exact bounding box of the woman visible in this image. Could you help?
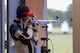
[9,5,38,53]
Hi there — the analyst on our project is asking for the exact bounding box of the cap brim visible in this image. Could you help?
[24,10,34,17]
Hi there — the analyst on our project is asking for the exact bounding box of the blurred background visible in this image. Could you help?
[47,0,73,53]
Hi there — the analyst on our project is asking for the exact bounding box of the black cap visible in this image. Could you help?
[16,5,30,18]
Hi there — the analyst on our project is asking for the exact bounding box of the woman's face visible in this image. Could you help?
[21,16,33,23]
[21,16,28,22]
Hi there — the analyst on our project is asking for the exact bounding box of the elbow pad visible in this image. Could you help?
[18,35,29,45]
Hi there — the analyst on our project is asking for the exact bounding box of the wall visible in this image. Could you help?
[25,0,45,46]
[73,0,80,53]
[0,0,5,53]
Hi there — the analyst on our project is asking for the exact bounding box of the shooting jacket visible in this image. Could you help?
[9,20,38,53]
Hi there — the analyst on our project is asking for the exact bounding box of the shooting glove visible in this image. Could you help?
[25,24,33,39]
